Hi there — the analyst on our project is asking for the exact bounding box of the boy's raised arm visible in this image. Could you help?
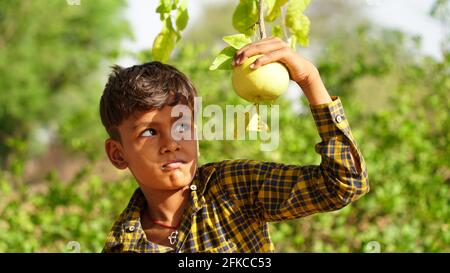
[216,38,370,221]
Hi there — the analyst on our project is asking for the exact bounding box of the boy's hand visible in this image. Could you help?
[232,37,317,90]
[232,37,332,105]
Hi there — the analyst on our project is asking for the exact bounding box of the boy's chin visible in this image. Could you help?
[165,170,193,189]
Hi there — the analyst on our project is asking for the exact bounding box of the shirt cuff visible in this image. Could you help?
[309,96,354,142]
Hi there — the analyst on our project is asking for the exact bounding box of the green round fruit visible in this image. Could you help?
[232,55,290,103]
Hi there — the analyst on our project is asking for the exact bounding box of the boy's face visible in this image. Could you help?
[105,104,198,191]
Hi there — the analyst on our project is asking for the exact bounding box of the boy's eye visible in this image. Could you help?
[141,128,157,137]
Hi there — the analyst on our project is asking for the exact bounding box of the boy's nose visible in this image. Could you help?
[159,138,181,154]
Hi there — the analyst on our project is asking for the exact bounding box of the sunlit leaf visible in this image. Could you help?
[232,0,258,36]
[295,14,310,46]
[209,46,236,70]
[156,0,172,14]
[172,0,179,10]
[264,0,277,18]
[285,0,311,47]
[152,18,176,62]
[272,25,283,38]
[266,0,289,22]
[175,0,189,31]
[223,34,252,49]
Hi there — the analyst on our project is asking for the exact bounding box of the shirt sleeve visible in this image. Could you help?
[216,96,370,222]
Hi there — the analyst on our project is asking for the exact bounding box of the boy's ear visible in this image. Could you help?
[105,138,128,170]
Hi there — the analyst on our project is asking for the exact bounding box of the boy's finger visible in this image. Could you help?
[235,41,285,65]
[235,37,283,58]
[249,48,289,70]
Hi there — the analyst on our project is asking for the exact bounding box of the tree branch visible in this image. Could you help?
[258,0,267,39]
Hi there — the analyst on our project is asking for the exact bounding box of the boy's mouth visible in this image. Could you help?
[161,159,186,171]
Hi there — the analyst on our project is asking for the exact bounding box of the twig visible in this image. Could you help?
[258,0,267,39]
[281,5,289,40]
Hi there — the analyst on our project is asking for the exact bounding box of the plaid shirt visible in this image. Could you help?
[102,96,370,253]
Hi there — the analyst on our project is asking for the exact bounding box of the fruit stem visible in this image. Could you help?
[258,0,267,40]
[256,103,260,129]
[256,103,269,132]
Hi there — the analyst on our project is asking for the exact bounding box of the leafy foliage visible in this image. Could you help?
[285,0,311,46]
[0,0,131,171]
[151,0,312,70]
[0,169,137,252]
[211,0,312,71]
[0,1,448,253]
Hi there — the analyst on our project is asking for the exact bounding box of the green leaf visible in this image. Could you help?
[156,0,172,14]
[223,34,252,50]
[287,0,311,15]
[163,14,175,31]
[163,14,182,43]
[152,32,174,62]
[175,0,189,31]
[232,0,258,36]
[285,0,311,27]
[172,0,179,10]
[209,46,237,71]
[285,0,311,47]
[266,0,289,22]
[272,25,283,38]
[264,0,277,17]
[294,14,310,47]
[152,18,176,62]
[175,30,182,42]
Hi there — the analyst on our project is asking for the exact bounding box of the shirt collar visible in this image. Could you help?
[103,164,217,252]
[103,188,145,252]
[192,163,217,197]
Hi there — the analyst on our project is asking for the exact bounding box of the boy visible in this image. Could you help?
[100,37,369,253]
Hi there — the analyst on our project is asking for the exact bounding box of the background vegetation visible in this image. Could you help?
[0,0,448,252]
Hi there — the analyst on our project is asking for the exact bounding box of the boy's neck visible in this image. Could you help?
[140,185,191,227]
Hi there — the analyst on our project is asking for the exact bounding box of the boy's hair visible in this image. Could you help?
[99,61,197,143]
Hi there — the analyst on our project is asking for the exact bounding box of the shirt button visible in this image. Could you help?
[335,115,343,123]
[128,226,135,232]
[190,184,197,191]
